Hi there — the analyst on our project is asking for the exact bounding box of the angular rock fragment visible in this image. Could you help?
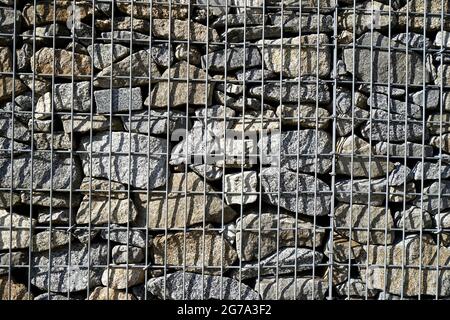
[76,195,138,225]
[335,178,387,205]
[21,191,82,208]
[412,162,450,181]
[122,110,186,135]
[88,287,135,300]
[0,209,36,250]
[30,243,108,292]
[398,0,450,32]
[134,172,236,229]
[153,19,219,42]
[94,87,142,114]
[373,141,434,158]
[258,277,328,300]
[0,277,32,300]
[147,271,260,300]
[116,1,189,19]
[147,62,213,108]
[260,167,331,216]
[34,133,73,150]
[277,104,330,129]
[368,93,423,119]
[202,47,261,72]
[101,268,145,289]
[31,230,71,252]
[22,1,92,26]
[261,34,331,78]
[37,208,72,225]
[112,245,144,264]
[152,231,237,274]
[224,171,258,205]
[79,131,167,189]
[334,203,394,245]
[413,180,450,215]
[0,252,27,275]
[336,278,378,298]
[236,210,326,261]
[61,115,122,133]
[87,43,130,70]
[100,227,147,249]
[394,206,433,231]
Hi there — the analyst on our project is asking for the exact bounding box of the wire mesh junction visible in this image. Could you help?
[1,0,450,301]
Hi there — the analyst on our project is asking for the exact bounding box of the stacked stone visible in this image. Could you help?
[1,0,450,301]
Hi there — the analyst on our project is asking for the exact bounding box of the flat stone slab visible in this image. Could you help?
[94,87,143,114]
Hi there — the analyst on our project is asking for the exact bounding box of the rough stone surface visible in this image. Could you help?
[101,268,145,289]
[134,172,236,229]
[0,277,32,300]
[112,245,144,264]
[224,171,258,205]
[202,47,262,72]
[87,43,130,70]
[394,206,433,231]
[122,110,186,135]
[31,230,71,252]
[260,168,331,216]
[76,195,138,225]
[0,252,27,275]
[152,231,237,274]
[147,272,260,300]
[236,210,326,261]
[100,227,147,249]
[94,87,143,114]
[79,132,167,189]
[153,19,219,42]
[88,287,135,300]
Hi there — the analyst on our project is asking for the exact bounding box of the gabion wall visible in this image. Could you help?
[1,0,450,300]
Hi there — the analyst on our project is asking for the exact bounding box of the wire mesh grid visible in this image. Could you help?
[0,0,449,301]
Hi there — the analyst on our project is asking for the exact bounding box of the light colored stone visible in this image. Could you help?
[261,34,331,78]
[334,203,394,245]
[394,205,433,231]
[235,210,326,261]
[224,171,257,205]
[152,231,237,274]
[277,104,330,129]
[34,133,73,150]
[116,1,188,19]
[153,19,219,42]
[112,245,144,264]
[88,287,135,300]
[76,195,138,225]
[398,0,450,32]
[79,177,127,199]
[22,1,92,26]
[258,277,328,300]
[0,277,32,300]
[134,172,236,229]
[61,115,122,133]
[31,230,71,252]
[87,43,130,70]
[101,268,145,289]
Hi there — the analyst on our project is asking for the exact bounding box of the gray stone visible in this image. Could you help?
[94,87,142,114]
[79,131,167,189]
[147,62,214,108]
[343,31,429,85]
[0,191,20,208]
[79,177,127,199]
[224,171,258,205]
[16,43,33,71]
[235,68,277,81]
[152,19,219,42]
[394,205,433,231]
[231,109,279,133]
[260,167,331,216]
[388,163,413,186]
[270,13,334,33]
[336,135,394,178]
[398,0,450,32]
[0,7,21,45]
[122,110,187,135]
[0,252,27,275]
[31,230,71,252]
[410,88,440,109]
[100,227,147,248]
[338,1,395,35]
[430,133,450,154]
[34,133,73,150]
[147,272,260,300]
[76,195,138,225]
[277,104,330,129]
[112,245,144,264]
[334,203,394,245]
[261,34,331,78]
[0,115,30,142]
[0,209,36,250]
[336,278,378,298]
[174,44,201,65]
[101,268,145,289]
[235,210,326,261]
[153,231,237,274]
[61,115,123,133]
[435,211,450,228]
[412,162,450,181]
[325,232,367,263]
[21,24,70,46]
[30,243,108,293]
[20,191,82,208]
[393,32,431,49]
[427,113,450,135]
[73,229,99,244]
[335,178,388,205]
[87,43,130,70]
[249,77,330,104]
[95,16,149,33]
[434,31,450,48]
[28,119,52,133]
[151,43,173,67]
[368,93,423,119]
[201,47,261,72]
[34,293,70,300]
[0,136,28,156]
[0,152,83,190]
[100,31,150,44]
[133,172,237,229]
[258,277,328,300]
[94,49,160,88]
[412,180,450,215]
[223,26,282,42]
[37,208,72,225]
[360,109,429,142]
[212,13,266,28]
[35,81,92,117]
[116,0,189,19]
[373,141,434,158]
[260,130,332,174]
[235,247,323,280]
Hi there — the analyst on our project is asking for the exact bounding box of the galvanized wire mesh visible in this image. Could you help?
[0,0,450,301]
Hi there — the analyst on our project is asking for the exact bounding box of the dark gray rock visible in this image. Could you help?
[0,7,21,45]
[16,43,33,71]
[147,272,260,300]
[87,43,130,69]
[270,13,334,33]
[0,152,83,190]
[234,247,323,280]
[260,167,331,216]
[36,81,92,114]
[100,31,151,43]
[78,131,167,189]
[94,87,143,114]
[0,114,30,142]
[249,77,330,104]
[0,136,28,156]
[100,227,148,248]
[368,93,423,119]
[259,130,332,174]
[30,243,108,293]
[122,110,187,135]
[151,43,173,67]
[212,13,266,28]
[201,47,261,72]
